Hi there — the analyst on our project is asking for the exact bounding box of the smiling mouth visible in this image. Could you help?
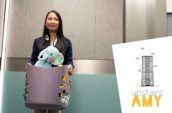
[49,25,56,27]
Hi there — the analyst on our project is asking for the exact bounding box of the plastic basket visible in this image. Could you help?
[24,64,72,110]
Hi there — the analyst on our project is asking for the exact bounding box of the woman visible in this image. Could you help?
[29,10,74,113]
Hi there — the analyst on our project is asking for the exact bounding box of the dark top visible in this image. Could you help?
[29,37,74,67]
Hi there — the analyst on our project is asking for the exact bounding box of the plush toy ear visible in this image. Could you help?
[52,53,64,65]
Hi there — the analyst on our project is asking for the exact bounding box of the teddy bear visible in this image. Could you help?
[35,46,64,67]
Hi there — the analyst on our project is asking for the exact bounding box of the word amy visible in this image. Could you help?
[131,95,161,107]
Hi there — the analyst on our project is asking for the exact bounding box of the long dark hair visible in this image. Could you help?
[39,10,66,55]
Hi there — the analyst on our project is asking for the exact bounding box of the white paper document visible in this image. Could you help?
[112,36,172,113]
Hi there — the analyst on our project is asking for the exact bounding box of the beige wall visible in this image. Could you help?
[155,0,167,37]
[0,0,5,57]
[6,0,53,58]
[167,0,172,12]
[126,0,147,42]
[126,0,167,42]
[95,0,123,59]
[6,0,123,59]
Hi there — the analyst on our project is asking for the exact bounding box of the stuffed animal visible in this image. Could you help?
[61,95,70,105]
[35,46,64,67]
[58,74,71,105]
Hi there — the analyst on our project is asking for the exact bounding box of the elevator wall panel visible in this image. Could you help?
[95,0,123,59]
[126,0,147,42]
[0,0,5,57]
[126,0,167,42]
[53,0,95,59]
[6,0,54,58]
[6,0,123,60]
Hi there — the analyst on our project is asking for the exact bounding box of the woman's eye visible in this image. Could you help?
[47,17,58,21]
[47,17,52,20]
[54,18,58,21]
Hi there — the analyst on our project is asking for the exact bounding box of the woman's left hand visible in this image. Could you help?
[68,64,73,75]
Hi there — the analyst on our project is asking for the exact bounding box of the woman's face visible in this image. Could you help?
[45,12,59,32]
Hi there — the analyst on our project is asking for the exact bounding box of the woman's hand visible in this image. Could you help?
[25,63,32,71]
[67,64,73,76]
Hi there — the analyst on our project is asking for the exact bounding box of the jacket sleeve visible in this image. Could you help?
[64,39,74,67]
[29,38,39,65]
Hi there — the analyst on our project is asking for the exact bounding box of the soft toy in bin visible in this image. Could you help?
[24,46,72,110]
[34,46,64,67]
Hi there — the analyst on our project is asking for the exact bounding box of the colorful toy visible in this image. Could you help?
[58,74,72,105]
[35,46,64,67]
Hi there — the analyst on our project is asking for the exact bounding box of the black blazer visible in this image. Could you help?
[29,37,74,67]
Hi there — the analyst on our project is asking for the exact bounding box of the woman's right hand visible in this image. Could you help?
[67,64,73,76]
[25,63,32,71]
